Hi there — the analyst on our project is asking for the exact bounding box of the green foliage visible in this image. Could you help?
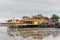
[7,19,12,22]
[50,14,60,19]
[44,17,49,20]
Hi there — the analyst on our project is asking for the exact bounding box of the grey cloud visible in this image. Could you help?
[0,0,59,18]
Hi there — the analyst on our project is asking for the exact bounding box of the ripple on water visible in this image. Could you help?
[0,27,60,40]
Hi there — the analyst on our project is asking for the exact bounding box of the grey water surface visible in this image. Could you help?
[0,26,60,40]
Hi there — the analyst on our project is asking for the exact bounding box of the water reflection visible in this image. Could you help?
[0,27,12,40]
[0,26,60,40]
[7,28,44,39]
[7,28,60,40]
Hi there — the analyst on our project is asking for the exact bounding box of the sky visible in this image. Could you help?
[0,0,60,18]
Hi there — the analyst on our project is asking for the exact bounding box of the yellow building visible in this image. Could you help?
[7,14,45,27]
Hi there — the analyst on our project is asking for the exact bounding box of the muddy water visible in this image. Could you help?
[0,26,60,40]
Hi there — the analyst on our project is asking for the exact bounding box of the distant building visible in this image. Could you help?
[20,14,45,24]
[7,14,45,25]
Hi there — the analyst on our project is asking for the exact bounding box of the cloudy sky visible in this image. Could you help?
[0,0,60,18]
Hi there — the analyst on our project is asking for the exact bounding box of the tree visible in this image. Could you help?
[16,19,20,22]
[32,14,44,19]
[50,14,60,19]
[22,16,29,19]
[44,17,49,20]
[7,19,12,22]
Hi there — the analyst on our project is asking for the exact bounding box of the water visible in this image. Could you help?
[0,26,60,40]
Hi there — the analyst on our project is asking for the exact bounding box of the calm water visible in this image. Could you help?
[0,26,60,40]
